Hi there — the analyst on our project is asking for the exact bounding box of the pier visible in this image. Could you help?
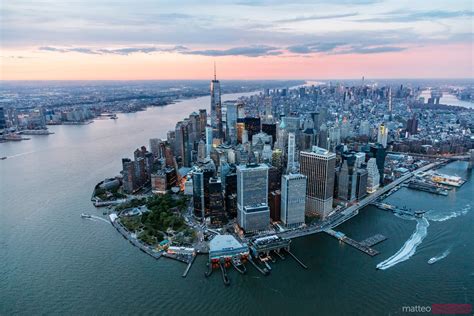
[182,254,196,278]
[248,257,270,275]
[284,250,308,269]
[360,234,387,247]
[324,229,383,257]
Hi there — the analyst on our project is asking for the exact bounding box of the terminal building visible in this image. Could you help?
[209,235,249,266]
[249,235,291,258]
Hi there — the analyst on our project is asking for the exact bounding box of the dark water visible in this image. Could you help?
[1,93,473,315]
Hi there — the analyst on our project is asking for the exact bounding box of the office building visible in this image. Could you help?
[237,163,269,232]
[300,146,336,219]
[192,169,205,218]
[121,158,136,194]
[281,174,307,227]
[377,123,388,148]
[149,138,162,158]
[225,101,238,144]
[0,107,6,129]
[366,158,380,193]
[355,169,368,199]
[208,177,225,225]
[338,159,357,202]
[287,132,296,173]
[210,66,222,139]
[205,125,213,158]
[269,190,281,222]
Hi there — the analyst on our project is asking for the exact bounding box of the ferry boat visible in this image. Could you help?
[81,213,92,218]
[431,173,465,187]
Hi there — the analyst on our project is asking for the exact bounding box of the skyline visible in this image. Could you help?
[1,0,473,80]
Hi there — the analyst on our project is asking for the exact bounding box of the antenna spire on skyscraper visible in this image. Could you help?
[214,61,216,81]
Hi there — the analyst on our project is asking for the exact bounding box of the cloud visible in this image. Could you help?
[287,42,346,54]
[184,45,282,57]
[360,10,474,23]
[38,42,407,57]
[236,0,380,6]
[38,46,188,55]
[276,13,358,23]
[333,45,406,54]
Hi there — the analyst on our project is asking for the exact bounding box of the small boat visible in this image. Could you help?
[0,157,7,160]
[81,213,92,218]
[428,257,437,264]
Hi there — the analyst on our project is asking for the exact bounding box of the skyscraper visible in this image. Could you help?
[287,132,296,173]
[193,168,205,218]
[237,163,269,232]
[149,138,162,158]
[377,123,388,148]
[406,113,418,135]
[366,158,380,193]
[0,107,6,129]
[208,177,225,225]
[225,101,238,144]
[121,158,136,194]
[281,173,307,227]
[300,146,336,219]
[205,125,213,158]
[210,64,222,140]
[337,158,357,202]
[199,109,207,136]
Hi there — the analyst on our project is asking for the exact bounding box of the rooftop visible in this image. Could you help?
[209,235,246,252]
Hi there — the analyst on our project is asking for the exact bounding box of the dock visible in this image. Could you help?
[248,257,270,275]
[284,250,308,269]
[324,229,381,257]
[182,254,196,278]
[360,234,387,247]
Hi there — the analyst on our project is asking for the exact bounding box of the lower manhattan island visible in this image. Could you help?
[1,1,473,316]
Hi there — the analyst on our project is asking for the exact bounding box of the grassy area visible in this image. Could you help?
[94,186,127,201]
[120,194,193,246]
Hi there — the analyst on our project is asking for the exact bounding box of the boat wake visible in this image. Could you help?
[376,217,430,270]
[7,151,37,159]
[89,215,110,224]
[426,204,471,222]
[428,248,451,265]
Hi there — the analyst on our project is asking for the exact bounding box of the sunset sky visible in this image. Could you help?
[1,0,473,80]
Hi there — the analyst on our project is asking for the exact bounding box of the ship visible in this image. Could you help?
[81,213,92,218]
[407,180,449,196]
[431,173,465,187]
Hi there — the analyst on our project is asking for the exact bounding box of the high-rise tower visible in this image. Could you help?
[300,146,336,219]
[237,163,269,232]
[210,63,222,140]
[287,132,296,173]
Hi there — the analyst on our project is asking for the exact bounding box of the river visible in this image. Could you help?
[1,91,473,315]
[420,89,473,109]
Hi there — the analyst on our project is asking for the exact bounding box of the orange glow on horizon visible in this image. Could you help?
[1,44,472,80]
